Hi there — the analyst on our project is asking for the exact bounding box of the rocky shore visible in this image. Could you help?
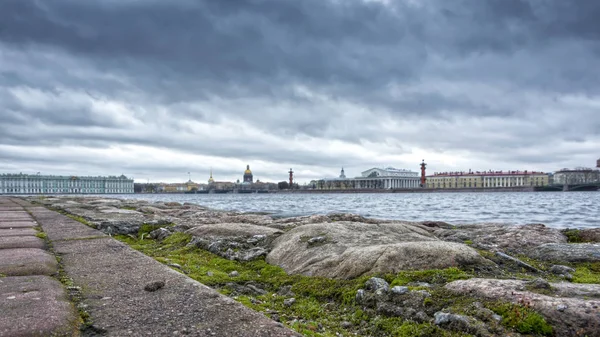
[28,196,600,336]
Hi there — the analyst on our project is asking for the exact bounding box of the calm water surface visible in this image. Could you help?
[107,192,599,229]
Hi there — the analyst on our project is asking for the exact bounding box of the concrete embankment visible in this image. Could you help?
[0,197,298,337]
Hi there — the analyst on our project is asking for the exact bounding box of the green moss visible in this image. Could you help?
[35,232,48,240]
[490,302,553,336]
[572,262,600,284]
[138,223,175,237]
[562,229,583,243]
[390,267,472,287]
[464,240,473,245]
[120,206,138,211]
[0,273,6,278]
[163,232,192,245]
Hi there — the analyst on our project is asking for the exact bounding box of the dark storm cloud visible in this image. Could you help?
[1,0,599,181]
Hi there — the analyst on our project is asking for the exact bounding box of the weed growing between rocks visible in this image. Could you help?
[572,262,600,284]
[115,229,558,337]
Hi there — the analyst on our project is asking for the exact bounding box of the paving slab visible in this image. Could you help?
[0,236,45,250]
[0,228,37,237]
[0,221,37,229]
[0,275,79,337]
[0,207,23,211]
[0,215,32,221]
[0,248,58,276]
[28,208,106,241]
[41,220,299,336]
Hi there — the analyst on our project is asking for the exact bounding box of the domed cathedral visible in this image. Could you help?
[243,165,253,184]
[208,168,214,184]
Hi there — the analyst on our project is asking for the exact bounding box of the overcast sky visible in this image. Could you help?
[1,0,599,184]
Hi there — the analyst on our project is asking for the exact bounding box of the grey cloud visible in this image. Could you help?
[1,0,600,180]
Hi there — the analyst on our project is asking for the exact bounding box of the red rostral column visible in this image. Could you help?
[288,168,294,188]
[420,160,427,187]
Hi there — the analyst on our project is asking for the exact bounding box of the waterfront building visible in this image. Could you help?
[553,168,600,185]
[243,165,253,184]
[0,173,134,194]
[426,170,549,189]
[159,180,201,193]
[314,167,420,190]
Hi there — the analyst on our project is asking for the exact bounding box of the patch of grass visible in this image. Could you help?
[65,214,93,227]
[490,302,553,336]
[138,223,175,237]
[562,229,583,243]
[572,262,600,284]
[464,240,473,245]
[35,232,48,240]
[0,273,6,278]
[390,267,473,287]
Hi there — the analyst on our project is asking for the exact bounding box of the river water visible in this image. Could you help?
[106,191,599,229]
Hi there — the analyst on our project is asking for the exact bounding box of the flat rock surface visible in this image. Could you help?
[30,206,299,337]
[433,223,567,255]
[0,221,37,229]
[446,278,600,337]
[0,228,37,237]
[0,248,58,276]
[0,275,78,337]
[267,221,493,279]
[0,236,45,250]
[186,222,284,238]
[527,243,600,263]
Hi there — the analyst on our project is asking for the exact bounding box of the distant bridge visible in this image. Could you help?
[541,183,600,192]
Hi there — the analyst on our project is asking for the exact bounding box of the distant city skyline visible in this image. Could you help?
[1,1,599,184]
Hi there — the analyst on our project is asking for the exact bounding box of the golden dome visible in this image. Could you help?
[244,165,252,175]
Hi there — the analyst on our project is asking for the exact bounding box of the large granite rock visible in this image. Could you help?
[527,243,600,263]
[267,222,493,279]
[433,223,566,255]
[446,278,600,337]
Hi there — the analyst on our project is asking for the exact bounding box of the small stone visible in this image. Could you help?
[229,271,239,277]
[167,263,183,270]
[391,286,409,295]
[364,277,390,293]
[284,298,296,307]
[144,280,165,292]
[355,289,365,303]
[492,314,502,322]
[271,314,280,322]
[527,278,551,290]
[341,321,352,329]
[307,236,326,245]
[557,304,568,312]
[7,296,16,300]
[434,312,470,326]
[550,265,576,275]
[206,271,214,277]
[407,282,432,288]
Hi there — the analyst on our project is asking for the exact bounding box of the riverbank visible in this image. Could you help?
[20,196,600,336]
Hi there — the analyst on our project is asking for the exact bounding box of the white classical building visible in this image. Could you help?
[553,168,600,185]
[0,173,134,194]
[315,167,420,190]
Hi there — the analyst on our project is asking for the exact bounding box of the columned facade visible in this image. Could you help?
[314,167,420,190]
[0,174,134,194]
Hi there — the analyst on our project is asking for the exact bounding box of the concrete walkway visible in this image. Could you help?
[0,197,299,337]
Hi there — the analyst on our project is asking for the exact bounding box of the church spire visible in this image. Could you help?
[208,167,214,184]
